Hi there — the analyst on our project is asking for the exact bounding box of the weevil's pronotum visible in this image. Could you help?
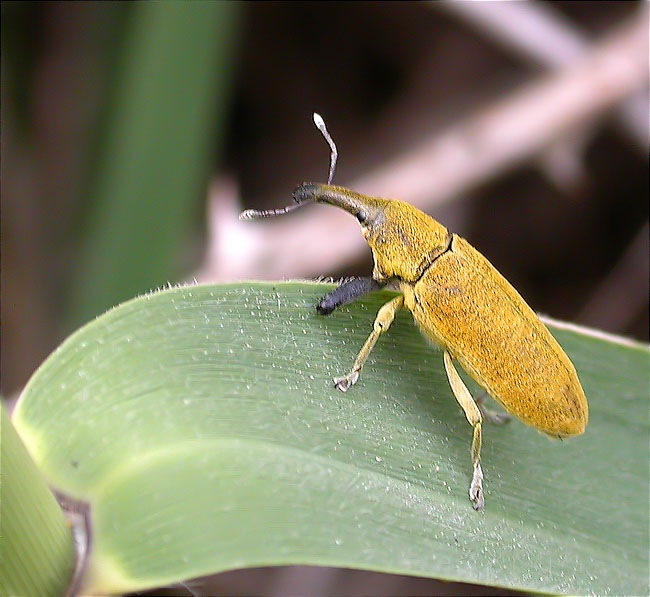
[240,113,588,510]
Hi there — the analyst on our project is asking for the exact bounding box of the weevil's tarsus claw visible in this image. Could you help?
[334,371,359,392]
[470,463,485,510]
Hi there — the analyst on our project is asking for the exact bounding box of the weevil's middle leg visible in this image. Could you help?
[333,295,404,392]
[443,351,485,510]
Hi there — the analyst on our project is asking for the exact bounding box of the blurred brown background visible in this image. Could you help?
[1,2,648,595]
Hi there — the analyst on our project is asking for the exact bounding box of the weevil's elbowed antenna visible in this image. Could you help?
[313,112,337,185]
[238,200,307,220]
[239,113,338,220]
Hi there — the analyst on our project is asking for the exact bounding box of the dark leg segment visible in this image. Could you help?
[317,277,385,315]
[476,393,511,425]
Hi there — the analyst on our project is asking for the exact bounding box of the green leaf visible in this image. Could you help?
[12,282,649,595]
[1,403,75,597]
[68,1,240,326]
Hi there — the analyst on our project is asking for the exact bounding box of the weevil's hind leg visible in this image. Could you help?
[317,277,386,315]
[443,351,485,510]
[476,393,511,426]
[334,295,404,392]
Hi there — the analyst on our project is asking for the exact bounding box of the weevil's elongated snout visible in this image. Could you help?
[293,183,387,223]
[239,182,386,222]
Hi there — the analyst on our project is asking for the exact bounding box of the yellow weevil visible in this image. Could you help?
[241,114,588,510]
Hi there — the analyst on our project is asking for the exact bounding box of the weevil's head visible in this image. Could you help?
[292,183,451,283]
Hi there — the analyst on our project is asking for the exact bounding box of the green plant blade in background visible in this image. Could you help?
[68,1,239,328]
[1,403,75,597]
[12,282,649,595]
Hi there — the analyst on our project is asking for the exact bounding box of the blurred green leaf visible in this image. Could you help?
[13,282,649,595]
[68,2,240,326]
[1,403,75,597]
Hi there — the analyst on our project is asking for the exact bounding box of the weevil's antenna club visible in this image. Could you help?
[313,112,338,184]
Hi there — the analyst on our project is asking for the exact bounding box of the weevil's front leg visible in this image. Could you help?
[334,295,404,392]
[317,277,386,315]
[443,351,485,510]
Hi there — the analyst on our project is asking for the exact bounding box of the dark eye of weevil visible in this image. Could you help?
[355,210,368,224]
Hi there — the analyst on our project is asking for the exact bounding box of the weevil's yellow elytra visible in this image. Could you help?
[394,210,587,438]
[240,113,589,510]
